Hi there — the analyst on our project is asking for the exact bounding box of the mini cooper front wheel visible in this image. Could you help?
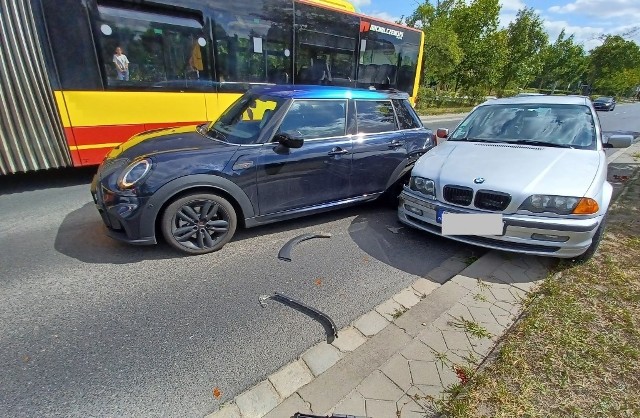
[161,193,237,255]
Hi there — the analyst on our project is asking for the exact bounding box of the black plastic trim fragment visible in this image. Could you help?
[259,292,339,344]
[278,233,332,262]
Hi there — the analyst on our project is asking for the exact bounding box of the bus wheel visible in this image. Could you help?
[161,193,237,255]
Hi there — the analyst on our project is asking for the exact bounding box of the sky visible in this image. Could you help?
[354,0,640,51]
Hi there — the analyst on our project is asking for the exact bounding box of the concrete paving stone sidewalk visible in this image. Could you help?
[206,140,640,418]
[206,251,551,418]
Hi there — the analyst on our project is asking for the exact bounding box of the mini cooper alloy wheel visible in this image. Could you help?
[161,193,237,254]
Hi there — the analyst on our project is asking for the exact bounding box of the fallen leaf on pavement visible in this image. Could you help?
[213,387,221,399]
[314,278,323,286]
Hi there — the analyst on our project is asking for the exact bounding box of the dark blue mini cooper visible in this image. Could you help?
[91,86,434,254]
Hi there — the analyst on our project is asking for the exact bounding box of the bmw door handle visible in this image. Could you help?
[328,147,349,156]
[388,140,403,148]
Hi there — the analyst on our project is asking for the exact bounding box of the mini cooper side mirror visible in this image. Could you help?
[274,133,304,149]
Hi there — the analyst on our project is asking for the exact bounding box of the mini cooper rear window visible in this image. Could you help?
[356,100,397,134]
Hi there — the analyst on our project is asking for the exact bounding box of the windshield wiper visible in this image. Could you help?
[509,139,574,148]
[449,137,508,144]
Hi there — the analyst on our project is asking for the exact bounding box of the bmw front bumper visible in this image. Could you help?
[398,189,603,258]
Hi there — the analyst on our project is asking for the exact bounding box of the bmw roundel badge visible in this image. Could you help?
[474,177,485,184]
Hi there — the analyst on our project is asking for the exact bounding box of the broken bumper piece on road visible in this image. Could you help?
[259,292,339,344]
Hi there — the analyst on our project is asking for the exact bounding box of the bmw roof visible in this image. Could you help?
[248,84,410,100]
[480,95,591,106]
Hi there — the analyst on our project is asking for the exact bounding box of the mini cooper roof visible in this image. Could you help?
[248,84,411,100]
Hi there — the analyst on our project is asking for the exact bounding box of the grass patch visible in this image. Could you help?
[449,316,493,339]
[464,254,480,266]
[439,171,640,417]
[417,106,474,116]
[473,293,488,302]
[391,307,408,319]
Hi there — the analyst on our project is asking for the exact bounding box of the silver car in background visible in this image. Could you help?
[398,95,632,260]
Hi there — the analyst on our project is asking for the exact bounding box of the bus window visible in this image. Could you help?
[212,0,293,87]
[95,5,213,91]
[357,21,420,95]
[294,3,359,86]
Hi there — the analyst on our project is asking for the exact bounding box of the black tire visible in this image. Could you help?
[161,193,237,255]
[573,215,607,263]
[379,174,410,208]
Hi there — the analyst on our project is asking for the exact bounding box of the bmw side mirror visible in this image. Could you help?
[606,134,633,149]
[435,128,449,145]
[274,133,304,149]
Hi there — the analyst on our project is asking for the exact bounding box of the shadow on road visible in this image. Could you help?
[54,202,182,264]
[0,166,95,195]
[348,205,479,282]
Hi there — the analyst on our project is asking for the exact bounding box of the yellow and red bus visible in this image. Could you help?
[0,0,424,175]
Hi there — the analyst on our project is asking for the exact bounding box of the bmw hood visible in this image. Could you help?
[413,141,602,198]
[105,125,235,160]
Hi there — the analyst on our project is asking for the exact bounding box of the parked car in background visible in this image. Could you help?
[398,95,633,261]
[91,86,435,254]
[592,96,616,111]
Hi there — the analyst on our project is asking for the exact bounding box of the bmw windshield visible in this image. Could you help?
[449,104,597,150]
[206,93,286,145]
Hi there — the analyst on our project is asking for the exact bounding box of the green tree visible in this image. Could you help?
[588,35,640,96]
[405,1,463,90]
[449,0,507,95]
[535,30,588,92]
[500,8,548,90]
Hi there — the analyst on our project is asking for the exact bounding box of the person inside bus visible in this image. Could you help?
[113,47,129,81]
[311,54,332,85]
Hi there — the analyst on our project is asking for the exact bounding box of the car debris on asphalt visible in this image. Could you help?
[278,233,332,262]
[259,292,339,344]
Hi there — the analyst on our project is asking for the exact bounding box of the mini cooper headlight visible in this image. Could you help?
[117,159,152,189]
[409,176,436,197]
[519,195,598,215]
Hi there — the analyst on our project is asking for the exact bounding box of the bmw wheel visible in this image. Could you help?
[161,193,237,255]
[573,214,607,263]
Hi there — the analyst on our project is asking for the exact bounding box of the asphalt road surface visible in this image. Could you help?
[1,102,639,417]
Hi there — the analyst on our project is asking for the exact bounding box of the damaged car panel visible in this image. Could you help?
[278,233,332,262]
[259,292,339,344]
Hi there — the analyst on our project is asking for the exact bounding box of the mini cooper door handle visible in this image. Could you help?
[388,140,403,148]
[327,147,349,156]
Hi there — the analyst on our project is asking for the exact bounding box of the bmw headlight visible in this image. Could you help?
[117,158,152,189]
[519,195,599,215]
[409,176,436,197]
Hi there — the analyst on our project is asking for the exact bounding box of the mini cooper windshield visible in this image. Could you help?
[207,93,286,144]
[449,104,597,150]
